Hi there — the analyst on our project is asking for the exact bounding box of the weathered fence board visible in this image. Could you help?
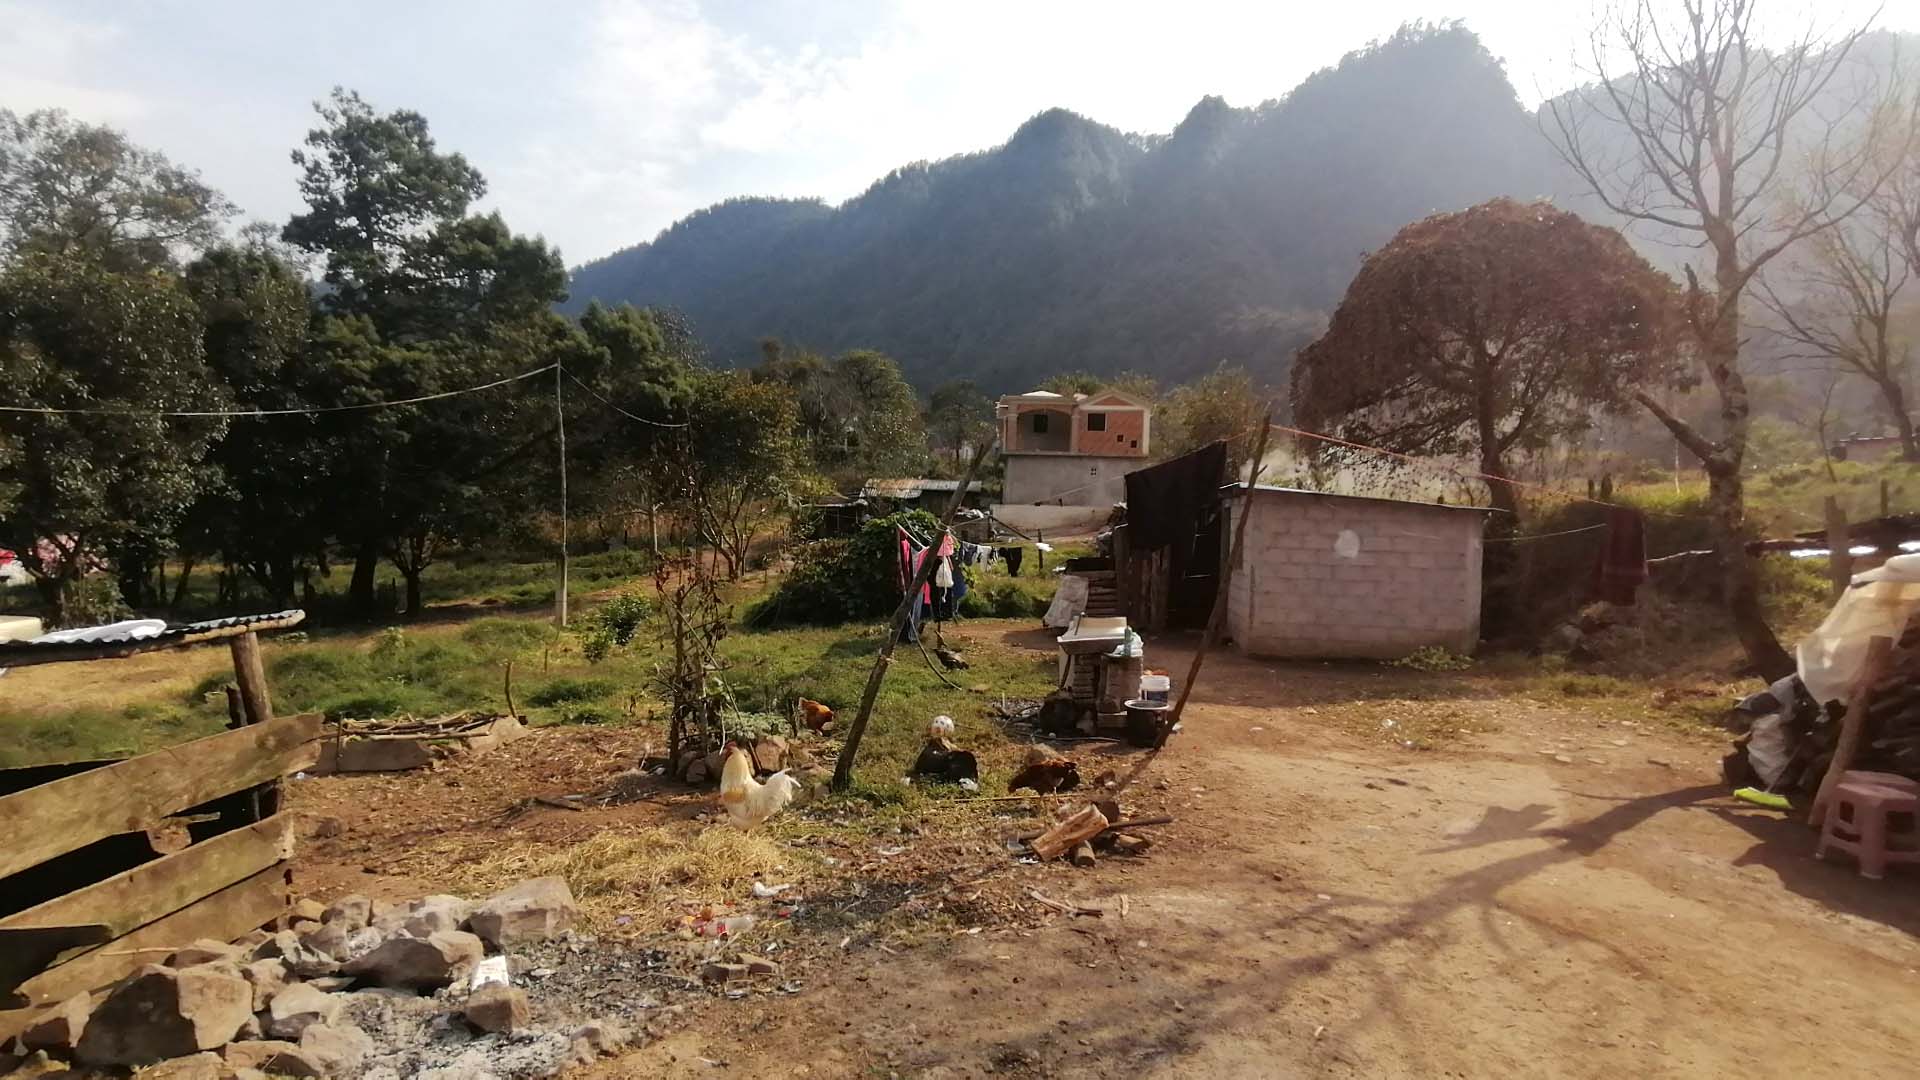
[1,863,289,1017]
[0,713,318,880]
[1,815,291,946]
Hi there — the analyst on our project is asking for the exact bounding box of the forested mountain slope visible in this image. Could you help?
[565,24,1557,390]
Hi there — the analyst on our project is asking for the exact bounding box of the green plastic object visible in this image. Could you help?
[1734,787,1792,810]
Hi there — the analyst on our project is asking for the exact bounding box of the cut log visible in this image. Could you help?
[1811,635,1896,828]
[1112,834,1153,856]
[1070,841,1097,868]
[1030,806,1109,861]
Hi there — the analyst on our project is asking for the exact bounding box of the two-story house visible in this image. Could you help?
[996,388,1151,506]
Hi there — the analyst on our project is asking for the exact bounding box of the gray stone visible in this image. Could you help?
[250,929,297,962]
[370,897,408,932]
[167,938,245,968]
[745,956,781,977]
[321,895,372,931]
[299,921,352,960]
[463,985,530,1034]
[290,1022,373,1078]
[75,964,252,1066]
[342,931,483,990]
[265,983,341,1040]
[466,877,576,948]
[236,1013,264,1041]
[292,898,327,923]
[566,1019,630,1068]
[241,960,291,1012]
[20,993,91,1053]
[401,894,474,938]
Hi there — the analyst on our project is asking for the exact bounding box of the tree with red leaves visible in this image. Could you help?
[1291,197,1676,519]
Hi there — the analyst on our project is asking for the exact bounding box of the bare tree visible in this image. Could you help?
[1545,0,1914,679]
[1759,198,1915,458]
[1773,366,1849,482]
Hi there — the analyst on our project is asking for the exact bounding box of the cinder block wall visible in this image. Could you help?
[1002,454,1136,507]
[1227,489,1486,659]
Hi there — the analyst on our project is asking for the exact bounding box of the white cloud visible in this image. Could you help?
[0,2,149,120]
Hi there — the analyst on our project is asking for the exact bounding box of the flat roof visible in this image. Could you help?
[1220,482,1499,514]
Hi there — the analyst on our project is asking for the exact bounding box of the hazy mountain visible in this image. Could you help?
[563,24,1563,391]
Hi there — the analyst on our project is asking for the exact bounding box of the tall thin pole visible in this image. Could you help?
[832,441,994,791]
[556,364,569,627]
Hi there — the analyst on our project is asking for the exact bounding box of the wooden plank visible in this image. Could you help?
[1,862,289,1018]
[0,713,319,880]
[1,817,291,947]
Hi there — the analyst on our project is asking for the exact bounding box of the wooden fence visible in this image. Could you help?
[0,709,319,1038]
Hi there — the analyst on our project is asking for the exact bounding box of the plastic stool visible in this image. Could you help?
[1843,770,1920,796]
[1817,779,1920,879]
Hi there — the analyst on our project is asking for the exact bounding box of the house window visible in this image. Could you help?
[1086,413,1107,432]
[1032,414,1049,434]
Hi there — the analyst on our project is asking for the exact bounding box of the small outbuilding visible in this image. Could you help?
[1224,484,1492,659]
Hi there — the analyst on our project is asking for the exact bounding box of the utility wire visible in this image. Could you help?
[562,369,690,428]
[0,362,558,418]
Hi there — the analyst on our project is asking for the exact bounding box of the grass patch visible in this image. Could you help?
[526,677,620,707]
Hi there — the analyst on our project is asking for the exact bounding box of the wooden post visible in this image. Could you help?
[1114,419,1271,797]
[832,439,996,792]
[1810,634,1894,828]
[228,632,274,727]
[1824,496,1852,600]
[228,631,276,819]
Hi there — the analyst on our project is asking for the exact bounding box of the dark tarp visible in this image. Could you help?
[1124,441,1228,550]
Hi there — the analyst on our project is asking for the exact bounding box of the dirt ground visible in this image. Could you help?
[290,629,1920,1079]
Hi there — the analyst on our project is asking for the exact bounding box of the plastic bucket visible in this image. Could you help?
[1123,698,1170,747]
[1139,674,1171,703]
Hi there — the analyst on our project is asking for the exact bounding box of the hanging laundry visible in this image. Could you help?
[1000,547,1025,577]
[1591,506,1649,605]
[934,557,956,589]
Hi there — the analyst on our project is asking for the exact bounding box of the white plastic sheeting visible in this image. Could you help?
[1044,574,1090,629]
[1797,553,1920,705]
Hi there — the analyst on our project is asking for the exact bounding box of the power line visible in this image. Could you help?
[0,362,559,418]
[562,369,690,428]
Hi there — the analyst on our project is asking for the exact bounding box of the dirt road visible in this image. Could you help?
[589,636,1920,1079]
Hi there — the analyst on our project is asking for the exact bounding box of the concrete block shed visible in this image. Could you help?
[1224,485,1492,659]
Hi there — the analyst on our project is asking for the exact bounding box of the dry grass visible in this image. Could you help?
[453,825,802,926]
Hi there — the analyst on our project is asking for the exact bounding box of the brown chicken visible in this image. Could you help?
[797,698,836,734]
[1009,758,1081,795]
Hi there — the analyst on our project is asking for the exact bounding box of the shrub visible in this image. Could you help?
[748,510,942,627]
[959,580,1048,619]
[1391,646,1474,672]
[578,591,652,663]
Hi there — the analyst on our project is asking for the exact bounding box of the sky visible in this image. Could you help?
[5,0,1911,267]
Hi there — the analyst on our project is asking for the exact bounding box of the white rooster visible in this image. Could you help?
[718,743,801,830]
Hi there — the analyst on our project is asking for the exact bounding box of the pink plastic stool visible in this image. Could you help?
[1843,770,1920,796]
[1817,779,1920,879]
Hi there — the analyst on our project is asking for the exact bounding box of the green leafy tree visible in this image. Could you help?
[0,108,232,270]
[1157,367,1268,475]
[752,342,925,486]
[926,378,995,463]
[177,236,323,609]
[677,371,811,579]
[1291,199,1677,518]
[281,88,568,617]
[0,253,227,621]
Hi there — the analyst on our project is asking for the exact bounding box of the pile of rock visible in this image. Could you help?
[3,878,630,1080]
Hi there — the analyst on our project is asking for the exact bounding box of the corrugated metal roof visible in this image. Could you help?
[861,479,983,498]
[0,609,306,667]
[1221,483,1499,514]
